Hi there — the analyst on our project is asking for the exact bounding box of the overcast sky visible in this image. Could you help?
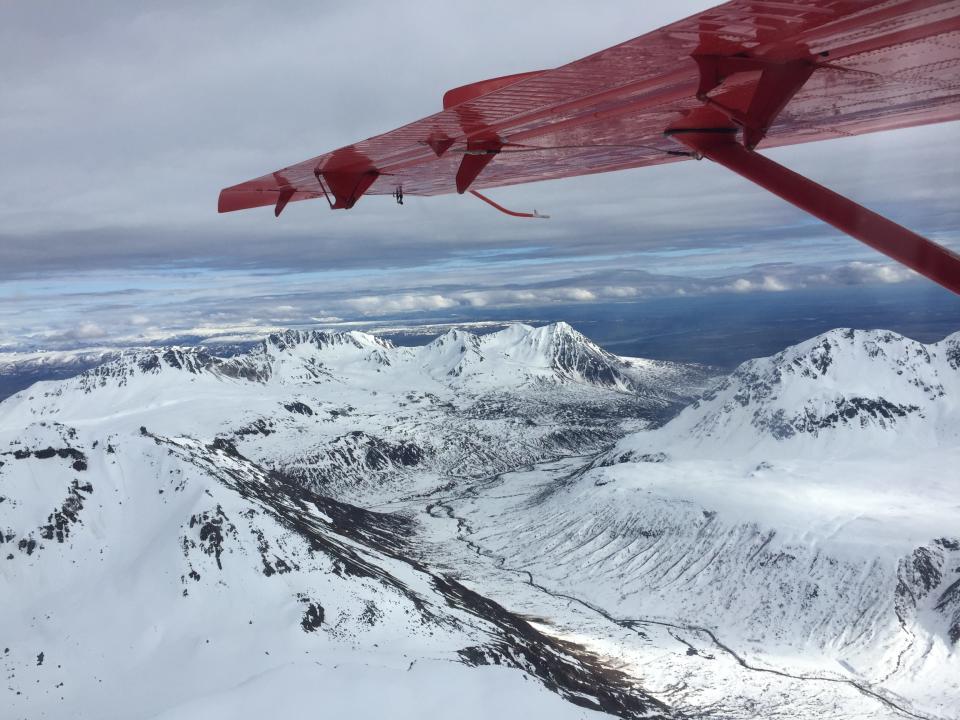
[2,1,959,351]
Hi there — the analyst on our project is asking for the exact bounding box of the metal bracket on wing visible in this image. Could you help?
[274,187,296,217]
[313,167,380,210]
[691,54,816,150]
[469,190,549,219]
[455,139,503,194]
[424,132,455,157]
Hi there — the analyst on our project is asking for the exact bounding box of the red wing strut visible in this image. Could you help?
[219,0,960,295]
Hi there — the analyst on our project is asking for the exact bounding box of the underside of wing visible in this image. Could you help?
[219,0,960,214]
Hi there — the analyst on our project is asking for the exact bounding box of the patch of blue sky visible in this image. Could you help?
[451,245,551,259]
[0,264,387,301]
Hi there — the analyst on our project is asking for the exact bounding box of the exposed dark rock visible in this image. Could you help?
[443,576,674,719]
[946,337,960,370]
[18,537,37,555]
[282,432,428,491]
[637,452,668,463]
[300,601,325,632]
[209,438,242,458]
[234,419,274,438]
[188,506,234,570]
[798,397,920,432]
[137,355,160,373]
[6,446,88,472]
[283,401,314,416]
[908,547,942,595]
[40,479,93,543]
[360,600,383,627]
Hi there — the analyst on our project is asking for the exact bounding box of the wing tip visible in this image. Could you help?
[442,70,546,110]
[217,185,278,214]
[217,189,232,214]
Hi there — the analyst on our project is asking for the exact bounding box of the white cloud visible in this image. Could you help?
[601,286,641,298]
[343,293,458,314]
[2,254,942,352]
[74,322,107,339]
[760,275,789,292]
[844,261,916,284]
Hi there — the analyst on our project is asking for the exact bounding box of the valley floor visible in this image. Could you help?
[373,457,958,720]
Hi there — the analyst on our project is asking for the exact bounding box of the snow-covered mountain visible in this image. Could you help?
[0,348,123,403]
[7,324,714,501]
[612,328,960,459]
[494,329,959,717]
[2,421,667,720]
[1,323,958,719]
[28,322,706,397]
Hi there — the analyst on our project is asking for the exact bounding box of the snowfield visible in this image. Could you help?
[1,323,957,719]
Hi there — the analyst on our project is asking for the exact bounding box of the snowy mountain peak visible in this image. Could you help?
[523,322,591,354]
[422,328,482,355]
[618,328,960,458]
[410,322,635,389]
[538,320,579,339]
[428,327,479,344]
[66,346,226,390]
[501,322,630,389]
[769,328,938,381]
[484,322,535,341]
[418,329,484,377]
[264,329,394,354]
[941,330,960,369]
[743,328,949,405]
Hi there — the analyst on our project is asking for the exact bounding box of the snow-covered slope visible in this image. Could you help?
[452,329,960,718]
[0,422,669,720]
[2,324,957,719]
[613,328,960,459]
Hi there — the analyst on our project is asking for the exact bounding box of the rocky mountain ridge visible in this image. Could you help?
[612,328,960,459]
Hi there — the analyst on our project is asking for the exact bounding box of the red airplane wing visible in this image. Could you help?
[219,0,960,294]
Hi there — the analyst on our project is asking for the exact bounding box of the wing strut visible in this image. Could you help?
[664,50,960,295]
[670,129,960,294]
